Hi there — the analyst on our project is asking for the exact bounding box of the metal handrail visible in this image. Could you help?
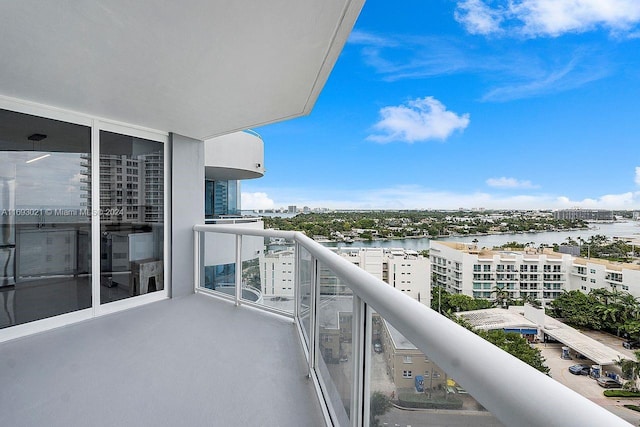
[193,224,632,427]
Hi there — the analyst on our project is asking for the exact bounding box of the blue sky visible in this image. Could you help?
[242,0,640,211]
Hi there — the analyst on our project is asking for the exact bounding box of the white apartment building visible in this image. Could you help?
[430,241,572,304]
[261,246,430,305]
[431,241,640,304]
[570,257,640,296]
[260,249,296,297]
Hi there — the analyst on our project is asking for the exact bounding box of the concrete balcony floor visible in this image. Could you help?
[0,294,324,427]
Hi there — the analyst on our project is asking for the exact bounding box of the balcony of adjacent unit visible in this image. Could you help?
[572,266,587,277]
[204,130,265,182]
[605,270,624,284]
[2,224,636,427]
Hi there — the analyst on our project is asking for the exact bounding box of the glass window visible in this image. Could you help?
[205,179,240,218]
[0,109,91,328]
[99,131,163,304]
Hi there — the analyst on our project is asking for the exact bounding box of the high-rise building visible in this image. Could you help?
[553,209,614,221]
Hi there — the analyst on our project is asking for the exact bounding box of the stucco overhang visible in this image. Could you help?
[0,1,364,140]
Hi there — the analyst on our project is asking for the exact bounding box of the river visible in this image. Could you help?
[322,221,640,251]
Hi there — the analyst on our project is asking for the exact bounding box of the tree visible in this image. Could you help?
[491,285,512,308]
[478,330,550,374]
[550,290,603,330]
[370,391,392,427]
[614,351,640,392]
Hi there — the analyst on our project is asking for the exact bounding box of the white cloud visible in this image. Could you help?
[635,166,640,185]
[367,97,470,143]
[69,172,82,184]
[454,0,505,35]
[241,192,275,210]
[247,185,640,211]
[348,31,609,102]
[486,177,538,189]
[481,53,609,101]
[455,0,640,37]
[348,30,398,48]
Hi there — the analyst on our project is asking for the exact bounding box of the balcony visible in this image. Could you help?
[204,130,265,181]
[0,294,324,427]
[0,223,633,427]
[190,224,631,427]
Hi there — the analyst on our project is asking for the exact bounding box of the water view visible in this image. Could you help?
[323,221,640,252]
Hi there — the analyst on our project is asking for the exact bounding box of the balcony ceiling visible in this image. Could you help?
[0,0,364,140]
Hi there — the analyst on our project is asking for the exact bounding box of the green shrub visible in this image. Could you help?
[603,390,640,398]
[623,405,640,412]
[397,392,463,409]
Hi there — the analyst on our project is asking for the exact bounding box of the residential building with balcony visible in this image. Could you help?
[570,257,640,296]
[261,246,430,306]
[431,240,640,304]
[430,241,572,304]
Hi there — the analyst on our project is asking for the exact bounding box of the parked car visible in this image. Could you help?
[568,364,590,375]
[623,340,640,349]
[373,340,383,353]
[596,377,622,388]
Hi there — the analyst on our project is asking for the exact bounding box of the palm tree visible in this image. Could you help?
[590,288,614,306]
[492,285,511,308]
[615,351,640,392]
[520,293,541,308]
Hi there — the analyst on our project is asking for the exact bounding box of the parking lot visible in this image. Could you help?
[536,340,640,425]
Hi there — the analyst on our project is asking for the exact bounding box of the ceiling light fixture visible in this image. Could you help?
[27,133,47,141]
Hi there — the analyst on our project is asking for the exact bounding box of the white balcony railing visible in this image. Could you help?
[194,224,632,427]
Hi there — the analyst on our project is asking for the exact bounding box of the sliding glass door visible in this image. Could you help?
[0,109,91,328]
[0,106,168,334]
[99,130,164,304]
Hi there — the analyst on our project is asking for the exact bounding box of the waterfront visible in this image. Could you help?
[323,221,640,252]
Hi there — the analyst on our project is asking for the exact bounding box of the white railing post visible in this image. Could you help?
[293,241,300,320]
[362,304,373,427]
[193,230,200,293]
[350,296,366,427]
[309,257,318,374]
[235,234,242,306]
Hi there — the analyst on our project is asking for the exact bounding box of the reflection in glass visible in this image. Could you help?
[202,232,237,297]
[99,131,164,304]
[369,312,504,427]
[257,238,295,314]
[298,247,312,345]
[0,109,91,328]
[205,179,239,218]
[317,262,353,425]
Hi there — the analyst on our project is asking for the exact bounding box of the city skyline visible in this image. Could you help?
[243,0,640,211]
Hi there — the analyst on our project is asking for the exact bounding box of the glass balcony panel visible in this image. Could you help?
[298,246,312,346]
[201,231,236,298]
[241,235,294,315]
[316,261,353,426]
[369,311,504,427]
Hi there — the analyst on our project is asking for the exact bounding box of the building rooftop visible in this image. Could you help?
[457,308,538,331]
[572,256,640,271]
[435,241,566,260]
[384,319,418,351]
[458,307,629,366]
[542,316,628,366]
